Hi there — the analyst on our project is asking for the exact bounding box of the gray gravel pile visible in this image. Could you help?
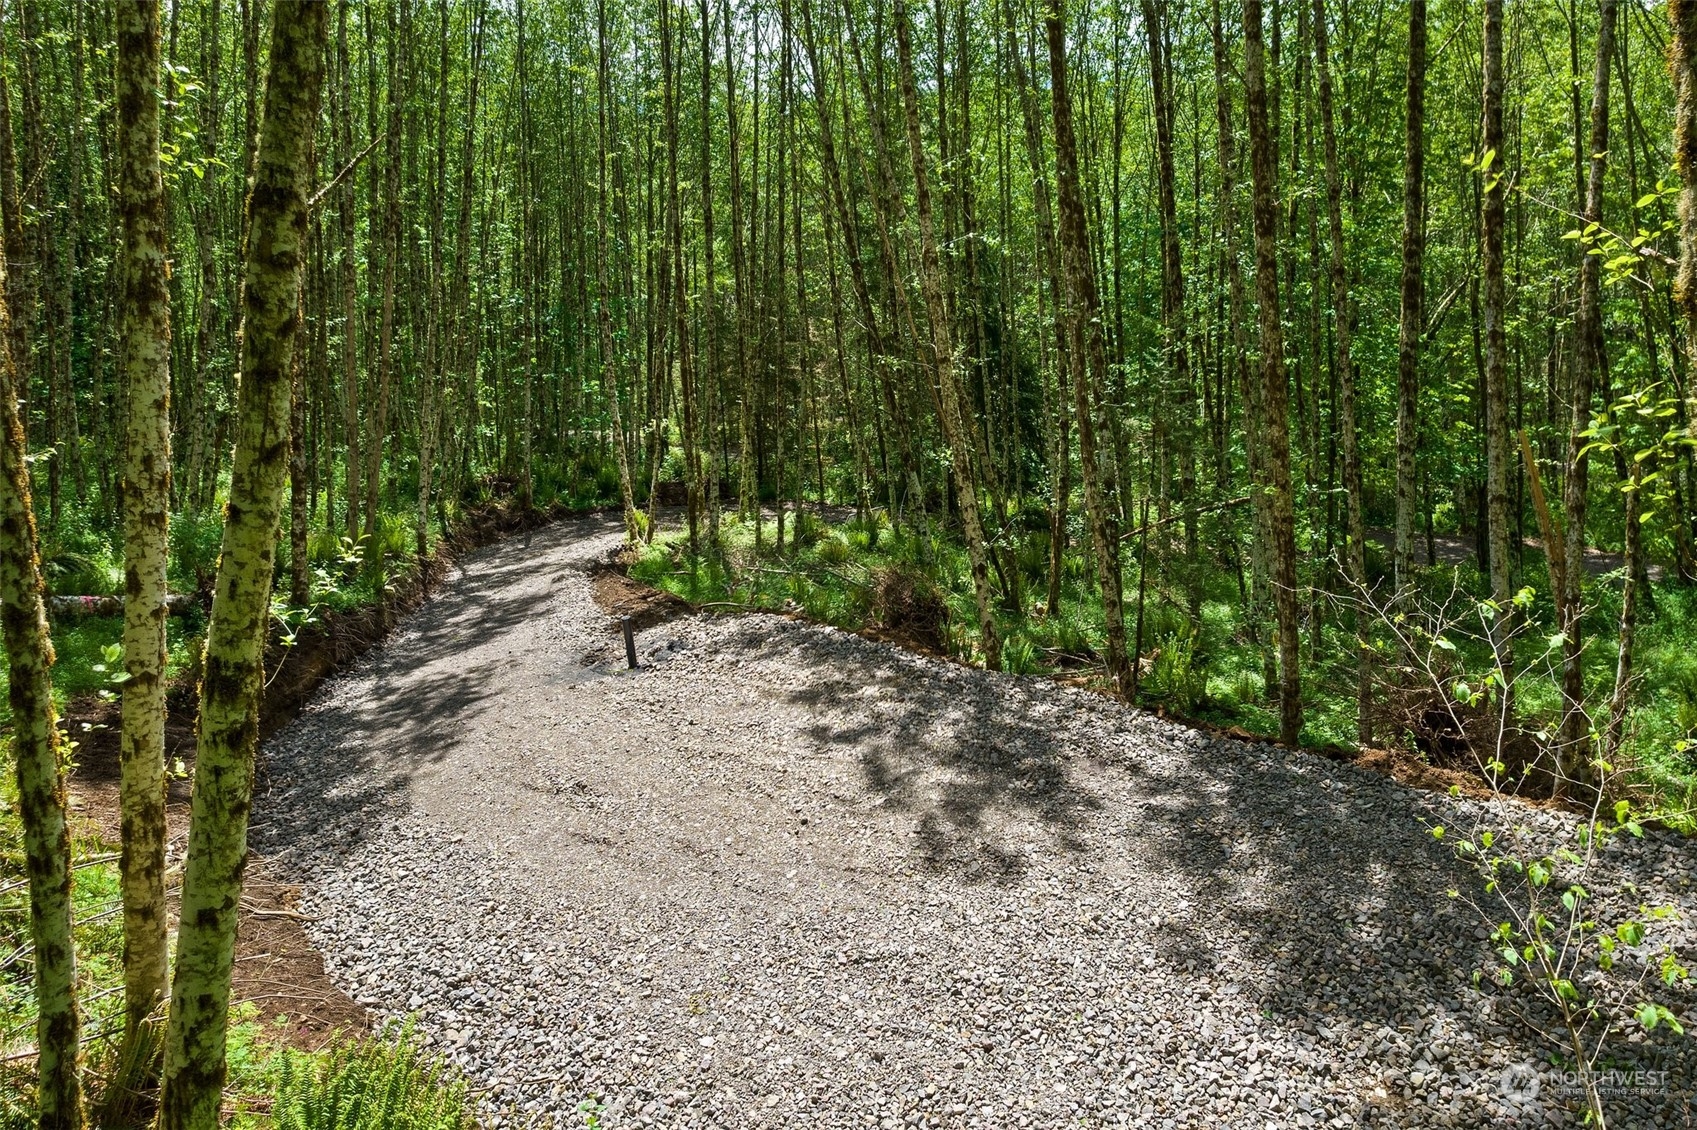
[253,515,1695,1129]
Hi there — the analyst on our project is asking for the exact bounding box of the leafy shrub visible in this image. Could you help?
[800,585,839,624]
[1003,634,1041,675]
[788,509,824,549]
[39,507,120,595]
[1226,666,1264,707]
[845,511,888,551]
[595,464,622,502]
[1029,611,1094,665]
[1015,534,1050,586]
[376,512,413,562]
[308,527,365,568]
[39,548,118,597]
[269,1028,476,1130]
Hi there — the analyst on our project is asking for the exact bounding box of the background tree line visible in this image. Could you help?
[4,0,1693,729]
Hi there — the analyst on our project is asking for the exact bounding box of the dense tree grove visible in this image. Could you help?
[15,2,1693,671]
[4,0,1697,1114]
[3,0,1693,709]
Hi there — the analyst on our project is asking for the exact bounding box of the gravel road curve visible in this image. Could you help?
[253,515,1695,1129]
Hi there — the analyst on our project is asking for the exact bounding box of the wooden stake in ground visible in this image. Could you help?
[159,3,328,1126]
[114,0,173,1050]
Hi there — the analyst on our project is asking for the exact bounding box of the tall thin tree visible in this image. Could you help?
[1312,0,1366,742]
[1393,0,1425,590]
[1243,0,1303,746]
[1047,0,1133,695]
[0,181,83,1130]
[114,0,172,1049]
[1559,0,1618,772]
[1480,0,1514,676]
[894,0,1001,670]
[159,3,328,1124]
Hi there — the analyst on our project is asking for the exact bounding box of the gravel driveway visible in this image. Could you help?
[253,514,1695,1129]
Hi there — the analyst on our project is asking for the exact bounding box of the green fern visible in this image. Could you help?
[270,1028,477,1130]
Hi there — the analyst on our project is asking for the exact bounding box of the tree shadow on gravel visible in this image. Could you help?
[252,659,504,864]
[1125,735,1495,1019]
[782,656,1103,884]
[1115,738,1695,1126]
[398,518,621,656]
[768,624,1693,1123]
[251,522,625,865]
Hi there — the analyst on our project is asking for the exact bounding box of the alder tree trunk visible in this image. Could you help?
[1560,0,1617,773]
[1480,0,1514,670]
[894,0,1001,670]
[1312,0,1367,743]
[0,181,83,1130]
[1393,0,1425,590]
[115,0,173,1046]
[159,5,327,1125]
[1211,0,1274,690]
[1243,0,1303,746]
[1003,0,1071,618]
[598,0,639,540]
[1047,0,1132,695]
[337,1,361,543]
[1141,0,1197,565]
[363,4,403,547]
[1673,6,1697,490]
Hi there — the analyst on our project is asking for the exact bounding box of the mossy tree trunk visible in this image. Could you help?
[0,161,83,1130]
[1480,0,1514,673]
[1312,0,1368,744]
[1560,0,1618,774]
[1046,0,1132,697]
[114,0,173,1050]
[596,0,639,542]
[1393,0,1425,591]
[1672,7,1697,499]
[158,3,328,1126]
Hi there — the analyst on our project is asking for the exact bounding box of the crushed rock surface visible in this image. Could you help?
[254,515,1696,1129]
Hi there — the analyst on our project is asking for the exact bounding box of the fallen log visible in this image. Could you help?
[47,594,199,620]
